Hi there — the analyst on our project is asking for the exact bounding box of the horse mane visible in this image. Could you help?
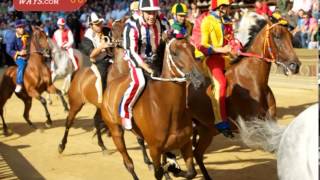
[231,12,267,64]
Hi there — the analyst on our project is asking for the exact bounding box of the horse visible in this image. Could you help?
[237,103,318,180]
[100,37,204,180]
[57,18,127,154]
[0,27,69,135]
[185,12,301,179]
[47,38,85,95]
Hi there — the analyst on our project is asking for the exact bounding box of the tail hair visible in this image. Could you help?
[237,117,286,153]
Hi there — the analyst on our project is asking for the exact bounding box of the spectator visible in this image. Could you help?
[307,16,318,48]
[187,1,199,23]
[255,0,272,17]
[292,0,312,13]
[286,9,298,31]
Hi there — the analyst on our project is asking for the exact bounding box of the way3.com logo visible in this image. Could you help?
[14,0,86,11]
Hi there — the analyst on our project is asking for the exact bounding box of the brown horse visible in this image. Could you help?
[0,27,69,135]
[186,15,301,179]
[100,38,204,180]
[58,18,128,154]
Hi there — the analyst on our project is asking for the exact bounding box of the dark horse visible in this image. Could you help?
[100,37,204,180]
[58,18,128,154]
[186,12,301,179]
[0,27,69,135]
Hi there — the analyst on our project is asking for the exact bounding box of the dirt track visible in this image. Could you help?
[0,79,317,180]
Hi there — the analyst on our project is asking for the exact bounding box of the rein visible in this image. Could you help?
[150,39,187,82]
[233,23,280,63]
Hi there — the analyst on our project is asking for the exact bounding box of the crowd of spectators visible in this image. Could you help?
[0,0,319,67]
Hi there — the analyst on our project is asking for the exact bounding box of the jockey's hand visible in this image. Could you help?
[19,50,28,56]
[140,62,154,75]
[218,45,232,54]
[100,41,113,49]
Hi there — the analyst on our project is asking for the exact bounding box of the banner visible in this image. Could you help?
[13,0,86,11]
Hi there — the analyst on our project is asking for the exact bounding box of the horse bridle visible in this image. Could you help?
[236,22,281,63]
[30,32,50,56]
[150,38,187,82]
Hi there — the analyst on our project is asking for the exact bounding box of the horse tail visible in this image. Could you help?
[237,118,286,153]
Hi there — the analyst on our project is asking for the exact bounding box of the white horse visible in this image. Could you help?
[238,103,318,180]
[47,38,84,95]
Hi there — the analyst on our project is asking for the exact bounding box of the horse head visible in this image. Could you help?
[162,38,205,88]
[238,12,300,76]
[30,27,51,58]
[261,21,301,75]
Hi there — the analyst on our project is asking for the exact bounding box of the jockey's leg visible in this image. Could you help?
[67,48,78,71]
[119,62,146,130]
[15,57,27,93]
[206,55,233,138]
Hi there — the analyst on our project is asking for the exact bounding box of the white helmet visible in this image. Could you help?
[139,0,160,11]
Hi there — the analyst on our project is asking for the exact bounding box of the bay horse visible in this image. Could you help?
[0,27,69,135]
[58,18,128,154]
[138,12,302,179]
[100,37,204,180]
[238,103,318,180]
[186,12,301,179]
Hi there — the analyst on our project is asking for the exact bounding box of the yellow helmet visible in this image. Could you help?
[130,1,139,11]
[171,3,188,15]
[211,0,232,10]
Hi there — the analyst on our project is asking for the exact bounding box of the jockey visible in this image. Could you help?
[169,2,193,39]
[120,0,163,130]
[81,12,112,103]
[192,0,235,138]
[53,18,78,71]
[6,19,30,93]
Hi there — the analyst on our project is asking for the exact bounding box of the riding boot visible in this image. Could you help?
[215,121,234,138]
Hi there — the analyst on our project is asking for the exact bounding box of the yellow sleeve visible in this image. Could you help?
[200,16,212,49]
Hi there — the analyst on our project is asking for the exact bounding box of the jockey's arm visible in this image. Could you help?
[124,25,153,74]
[198,18,231,56]
[63,30,74,48]
[6,37,19,60]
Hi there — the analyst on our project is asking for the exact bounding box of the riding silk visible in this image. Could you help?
[81,27,112,103]
[191,11,234,123]
[53,28,78,70]
[120,15,163,121]
[5,32,30,85]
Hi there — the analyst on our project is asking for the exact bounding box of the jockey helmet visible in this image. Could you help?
[171,3,188,16]
[139,0,160,11]
[130,1,139,11]
[211,0,233,10]
[196,0,211,8]
[271,11,288,26]
[57,18,66,26]
[88,12,104,25]
[15,19,26,28]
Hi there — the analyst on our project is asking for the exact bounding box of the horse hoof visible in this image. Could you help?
[3,129,12,136]
[148,164,154,171]
[45,121,52,128]
[58,144,65,154]
[29,124,37,129]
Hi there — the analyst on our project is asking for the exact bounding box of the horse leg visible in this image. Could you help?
[15,93,35,128]
[0,107,8,136]
[266,86,276,119]
[93,109,107,153]
[62,74,72,95]
[109,126,139,180]
[58,100,84,154]
[38,96,53,127]
[178,141,197,179]
[149,147,164,180]
[193,125,215,180]
[137,137,153,169]
[47,85,69,112]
